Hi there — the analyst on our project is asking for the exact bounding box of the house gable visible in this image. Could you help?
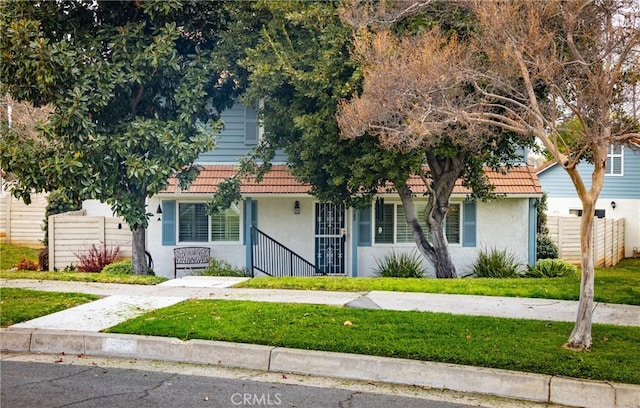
[196,103,287,164]
[537,146,640,199]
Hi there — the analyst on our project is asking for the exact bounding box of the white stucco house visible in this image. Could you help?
[536,141,640,258]
[77,104,543,279]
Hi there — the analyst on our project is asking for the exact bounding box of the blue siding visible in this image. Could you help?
[538,147,640,199]
[197,103,287,163]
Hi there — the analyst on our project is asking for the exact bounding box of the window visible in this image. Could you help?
[178,203,240,243]
[568,208,605,218]
[606,144,623,176]
[211,206,240,241]
[179,203,208,242]
[374,204,394,244]
[374,202,460,245]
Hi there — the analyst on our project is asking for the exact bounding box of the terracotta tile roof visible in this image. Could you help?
[166,165,311,194]
[165,164,542,196]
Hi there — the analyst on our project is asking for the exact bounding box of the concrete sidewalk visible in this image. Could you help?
[2,277,639,332]
[2,277,639,408]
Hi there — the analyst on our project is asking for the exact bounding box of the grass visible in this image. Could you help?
[0,243,167,285]
[0,287,99,327]
[236,258,640,305]
[107,299,640,385]
[0,244,41,270]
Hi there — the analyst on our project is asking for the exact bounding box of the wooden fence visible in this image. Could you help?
[48,209,133,270]
[547,216,625,267]
[0,192,48,246]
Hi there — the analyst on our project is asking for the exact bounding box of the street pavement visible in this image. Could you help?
[1,276,639,408]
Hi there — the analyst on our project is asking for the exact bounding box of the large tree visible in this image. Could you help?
[0,1,243,274]
[468,0,640,350]
[219,0,530,278]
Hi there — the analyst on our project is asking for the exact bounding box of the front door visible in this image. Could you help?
[315,203,346,274]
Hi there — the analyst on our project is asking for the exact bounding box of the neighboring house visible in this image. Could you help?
[0,181,47,247]
[126,103,542,279]
[536,142,640,258]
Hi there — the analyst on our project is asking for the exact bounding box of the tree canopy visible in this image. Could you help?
[0,0,244,273]
[219,0,532,278]
[469,0,640,350]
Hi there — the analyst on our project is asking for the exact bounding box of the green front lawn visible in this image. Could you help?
[107,299,640,385]
[236,258,640,305]
[0,243,166,285]
[0,287,99,327]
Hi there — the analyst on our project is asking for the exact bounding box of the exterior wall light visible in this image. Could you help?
[294,200,300,214]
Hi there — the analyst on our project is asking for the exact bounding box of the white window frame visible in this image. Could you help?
[177,202,241,244]
[605,144,623,176]
[374,201,461,246]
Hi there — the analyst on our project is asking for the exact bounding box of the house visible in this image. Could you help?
[133,103,543,278]
[536,142,640,258]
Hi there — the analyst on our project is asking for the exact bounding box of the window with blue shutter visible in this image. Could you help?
[161,200,176,246]
[462,201,476,247]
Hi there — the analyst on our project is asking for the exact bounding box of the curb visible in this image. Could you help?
[2,328,639,408]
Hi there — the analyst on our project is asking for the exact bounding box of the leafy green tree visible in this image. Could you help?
[216,0,531,278]
[0,1,242,274]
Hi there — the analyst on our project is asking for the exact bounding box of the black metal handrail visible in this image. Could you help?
[251,226,324,277]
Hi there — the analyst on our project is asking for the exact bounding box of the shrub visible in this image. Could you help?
[373,251,427,278]
[16,257,38,271]
[38,247,49,271]
[197,257,248,277]
[74,242,120,272]
[101,259,133,275]
[537,233,558,260]
[101,259,156,276]
[470,247,522,278]
[525,258,578,278]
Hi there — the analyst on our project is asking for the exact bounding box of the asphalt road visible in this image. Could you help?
[1,360,473,408]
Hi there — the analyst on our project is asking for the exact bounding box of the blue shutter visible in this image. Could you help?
[358,205,372,247]
[243,199,258,245]
[161,200,176,246]
[462,201,476,247]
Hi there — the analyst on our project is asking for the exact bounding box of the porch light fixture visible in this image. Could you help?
[294,200,301,214]
[156,204,163,221]
[611,201,616,209]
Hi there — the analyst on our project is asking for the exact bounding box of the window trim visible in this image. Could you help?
[177,201,242,244]
[605,144,623,176]
[373,201,462,246]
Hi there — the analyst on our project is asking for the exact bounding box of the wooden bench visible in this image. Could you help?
[173,247,211,278]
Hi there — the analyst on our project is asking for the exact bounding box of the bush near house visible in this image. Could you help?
[525,258,578,278]
[101,259,155,276]
[469,247,523,278]
[537,233,558,260]
[74,242,120,272]
[15,258,38,271]
[196,257,248,277]
[373,251,427,278]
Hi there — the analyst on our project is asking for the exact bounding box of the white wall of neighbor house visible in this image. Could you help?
[546,197,639,257]
[356,198,530,277]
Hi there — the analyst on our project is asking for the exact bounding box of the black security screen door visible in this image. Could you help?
[315,203,346,274]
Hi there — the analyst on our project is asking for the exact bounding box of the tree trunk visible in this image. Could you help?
[132,224,147,275]
[565,198,595,351]
[398,184,457,278]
